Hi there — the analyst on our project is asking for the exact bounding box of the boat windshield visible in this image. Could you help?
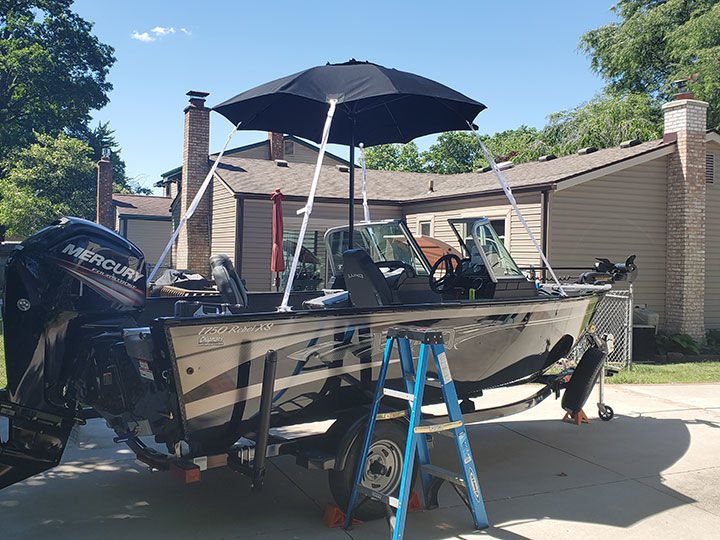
[470,219,523,278]
[325,221,430,277]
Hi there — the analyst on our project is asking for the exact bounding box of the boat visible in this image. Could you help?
[0,62,634,515]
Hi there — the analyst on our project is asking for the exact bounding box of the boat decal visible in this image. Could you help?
[183,358,399,420]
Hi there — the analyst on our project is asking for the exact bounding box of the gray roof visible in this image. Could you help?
[212,138,675,203]
[113,194,172,216]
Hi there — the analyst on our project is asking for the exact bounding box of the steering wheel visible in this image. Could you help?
[377,260,416,277]
[429,254,462,293]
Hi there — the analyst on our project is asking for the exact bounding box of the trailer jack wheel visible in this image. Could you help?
[598,404,614,421]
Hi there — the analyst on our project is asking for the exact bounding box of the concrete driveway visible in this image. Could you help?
[1,383,719,539]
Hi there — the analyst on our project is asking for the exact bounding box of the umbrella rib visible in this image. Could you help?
[383,102,406,142]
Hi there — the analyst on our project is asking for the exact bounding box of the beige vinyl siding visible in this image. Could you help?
[548,158,667,321]
[124,218,172,267]
[705,141,720,328]
[288,141,347,166]
[210,178,237,265]
[403,193,544,267]
[227,140,346,166]
[241,199,401,291]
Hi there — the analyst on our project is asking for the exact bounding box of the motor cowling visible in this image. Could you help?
[1,217,147,490]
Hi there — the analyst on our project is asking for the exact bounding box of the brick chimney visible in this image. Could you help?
[175,90,211,274]
[96,149,114,229]
[662,92,708,340]
[269,132,284,160]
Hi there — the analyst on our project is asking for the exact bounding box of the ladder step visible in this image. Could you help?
[420,464,466,488]
[376,410,407,421]
[404,375,443,388]
[414,420,463,434]
[357,484,399,508]
[383,388,415,402]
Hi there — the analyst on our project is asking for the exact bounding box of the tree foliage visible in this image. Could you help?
[0,0,116,157]
[0,132,97,236]
[365,94,662,173]
[580,0,720,128]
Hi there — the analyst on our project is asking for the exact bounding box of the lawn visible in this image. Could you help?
[0,319,4,389]
[608,361,720,384]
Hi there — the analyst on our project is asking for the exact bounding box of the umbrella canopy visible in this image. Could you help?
[213,60,485,147]
[270,189,285,272]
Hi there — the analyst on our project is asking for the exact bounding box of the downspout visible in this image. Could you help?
[541,189,549,283]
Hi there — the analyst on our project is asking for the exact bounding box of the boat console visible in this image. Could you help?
[321,218,537,306]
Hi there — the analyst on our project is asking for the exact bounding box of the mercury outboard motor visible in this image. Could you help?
[0,217,146,489]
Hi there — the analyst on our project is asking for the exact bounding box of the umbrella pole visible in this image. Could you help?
[278,99,337,311]
[348,132,355,250]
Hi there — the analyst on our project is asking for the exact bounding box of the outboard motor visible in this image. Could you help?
[0,217,146,489]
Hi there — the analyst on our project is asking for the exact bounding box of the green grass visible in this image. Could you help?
[0,319,5,389]
[607,361,720,384]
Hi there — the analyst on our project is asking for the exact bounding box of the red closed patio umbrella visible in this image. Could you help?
[271,189,285,290]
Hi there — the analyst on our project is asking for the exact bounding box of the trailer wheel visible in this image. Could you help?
[329,420,413,521]
[562,347,605,416]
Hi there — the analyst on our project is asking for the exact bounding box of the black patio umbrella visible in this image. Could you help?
[213,60,485,247]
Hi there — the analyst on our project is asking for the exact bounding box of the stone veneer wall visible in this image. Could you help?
[175,95,211,275]
[662,98,708,340]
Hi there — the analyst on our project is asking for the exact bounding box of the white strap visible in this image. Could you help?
[467,123,566,296]
[359,143,370,222]
[278,100,338,311]
[148,122,241,283]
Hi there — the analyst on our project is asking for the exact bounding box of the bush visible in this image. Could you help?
[655,332,700,355]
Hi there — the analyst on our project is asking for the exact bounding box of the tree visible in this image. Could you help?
[363,142,424,172]
[0,0,116,158]
[539,93,662,155]
[579,0,720,128]
[0,132,97,236]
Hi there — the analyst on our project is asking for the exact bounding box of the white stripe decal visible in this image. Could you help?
[184,358,398,420]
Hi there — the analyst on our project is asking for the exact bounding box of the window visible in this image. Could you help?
[281,228,326,291]
[284,140,295,156]
[460,218,506,246]
[419,220,431,236]
[708,152,715,184]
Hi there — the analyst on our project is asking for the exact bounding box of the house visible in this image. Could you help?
[95,155,172,269]
[160,91,718,340]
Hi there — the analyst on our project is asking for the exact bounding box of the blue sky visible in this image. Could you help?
[73,1,617,192]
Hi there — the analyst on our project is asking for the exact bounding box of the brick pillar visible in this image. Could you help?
[175,90,211,275]
[268,132,284,160]
[662,97,708,340]
[96,152,114,229]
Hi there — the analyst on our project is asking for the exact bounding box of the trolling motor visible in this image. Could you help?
[578,255,637,285]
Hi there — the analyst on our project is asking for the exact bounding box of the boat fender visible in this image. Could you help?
[561,347,605,416]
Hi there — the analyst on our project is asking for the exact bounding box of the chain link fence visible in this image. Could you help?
[568,287,634,369]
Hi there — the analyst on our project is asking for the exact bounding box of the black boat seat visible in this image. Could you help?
[343,249,397,307]
[210,254,248,308]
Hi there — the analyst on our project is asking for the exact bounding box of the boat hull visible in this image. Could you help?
[157,295,599,453]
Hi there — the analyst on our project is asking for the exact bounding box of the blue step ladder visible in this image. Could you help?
[344,327,489,539]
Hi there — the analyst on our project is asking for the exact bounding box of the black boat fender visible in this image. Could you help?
[561,348,606,416]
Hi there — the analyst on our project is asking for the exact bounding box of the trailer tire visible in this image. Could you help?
[562,347,605,416]
[329,420,414,521]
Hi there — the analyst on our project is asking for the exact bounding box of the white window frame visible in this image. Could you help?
[416,215,434,237]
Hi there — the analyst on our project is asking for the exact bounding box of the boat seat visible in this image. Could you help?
[343,249,395,307]
[210,254,248,308]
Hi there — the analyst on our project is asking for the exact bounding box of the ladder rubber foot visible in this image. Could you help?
[563,409,590,426]
[322,504,362,528]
